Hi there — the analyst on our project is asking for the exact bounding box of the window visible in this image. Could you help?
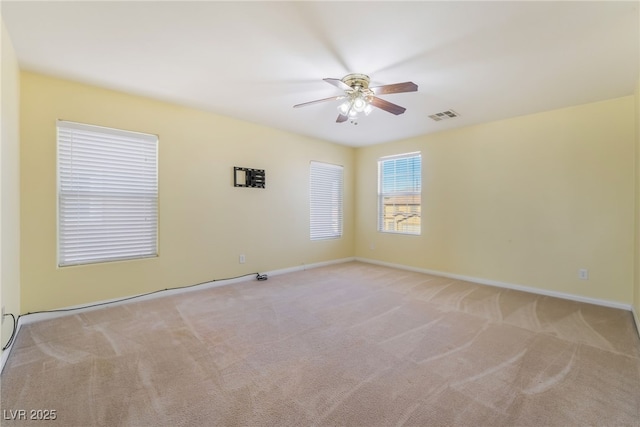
[310,161,343,240]
[57,121,158,266]
[378,152,421,235]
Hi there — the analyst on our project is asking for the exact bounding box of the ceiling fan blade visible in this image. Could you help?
[336,114,348,123]
[370,81,418,95]
[370,97,407,115]
[324,78,351,91]
[293,95,345,108]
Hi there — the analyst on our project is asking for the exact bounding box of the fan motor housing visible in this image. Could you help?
[341,73,370,90]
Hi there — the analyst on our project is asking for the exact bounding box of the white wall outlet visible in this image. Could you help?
[369,242,375,250]
[239,254,246,264]
[578,269,589,280]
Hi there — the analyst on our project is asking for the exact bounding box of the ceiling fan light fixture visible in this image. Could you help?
[295,73,418,124]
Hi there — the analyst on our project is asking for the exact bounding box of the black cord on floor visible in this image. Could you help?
[1,271,262,351]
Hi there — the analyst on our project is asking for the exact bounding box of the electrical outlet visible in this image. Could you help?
[578,269,589,280]
[369,242,375,250]
[239,254,246,264]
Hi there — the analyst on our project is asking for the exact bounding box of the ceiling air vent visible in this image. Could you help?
[428,110,460,122]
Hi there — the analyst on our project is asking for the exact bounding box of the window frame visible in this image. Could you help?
[309,160,344,241]
[377,152,422,235]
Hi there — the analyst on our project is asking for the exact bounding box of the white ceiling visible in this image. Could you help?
[2,1,639,147]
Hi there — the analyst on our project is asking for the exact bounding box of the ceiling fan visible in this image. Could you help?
[293,73,418,125]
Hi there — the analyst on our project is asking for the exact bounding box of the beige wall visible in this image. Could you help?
[356,97,636,305]
[20,72,354,313]
[1,19,21,349]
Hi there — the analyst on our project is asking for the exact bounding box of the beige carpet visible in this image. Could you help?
[1,261,639,426]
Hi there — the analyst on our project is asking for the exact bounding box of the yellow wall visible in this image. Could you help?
[1,19,21,352]
[356,97,636,305]
[20,72,354,313]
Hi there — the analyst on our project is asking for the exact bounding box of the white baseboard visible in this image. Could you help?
[264,257,355,277]
[355,257,633,311]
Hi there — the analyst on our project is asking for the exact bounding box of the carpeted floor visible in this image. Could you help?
[1,261,639,426]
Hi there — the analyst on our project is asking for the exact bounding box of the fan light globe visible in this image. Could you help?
[338,101,350,115]
[353,97,367,113]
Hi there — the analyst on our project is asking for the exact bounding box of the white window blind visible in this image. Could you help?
[310,161,343,240]
[378,152,421,235]
[57,120,158,266]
